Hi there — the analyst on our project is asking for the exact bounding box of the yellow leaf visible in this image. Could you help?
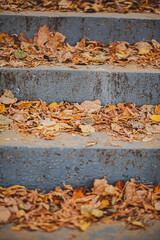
[16,210,25,218]
[98,200,110,209]
[79,124,95,133]
[79,222,91,231]
[150,115,160,123]
[0,104,5,113]
[17,101,34,109]
[91,209,103,218]
[48,102,58,109]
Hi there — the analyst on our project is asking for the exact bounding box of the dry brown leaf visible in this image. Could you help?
[143,201,155,211]
[135,42,152,54]
[0,206,11,223]
[0,114,13,125]
[79,124,95,133]
[92,177,108,194]
[80,100,101,114]
[0,89,17,105]
[46,32,66,51]
[154,202,160,211]
[40,118,57,126]
[124,178,136,200]
[83,141,98,149]
[34,24,51,47]
[111,123,122,132]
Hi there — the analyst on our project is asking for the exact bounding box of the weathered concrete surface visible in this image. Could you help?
[0,131,160,190]
[0,11,159,45]
[0,221,160,240]
[0,65,160,105]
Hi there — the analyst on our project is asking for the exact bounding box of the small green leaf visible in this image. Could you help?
[15,49,26,59]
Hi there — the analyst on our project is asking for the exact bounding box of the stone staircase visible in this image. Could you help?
[0,9,160,240]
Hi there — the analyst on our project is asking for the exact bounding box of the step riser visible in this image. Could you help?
[0,12,160,45]
[0,146,159,190]
[0,68,159,105]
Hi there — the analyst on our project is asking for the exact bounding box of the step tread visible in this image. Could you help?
[1,130,160,149]
[1,10,160,19]
[0,221,160,240]
[1,64,160,73]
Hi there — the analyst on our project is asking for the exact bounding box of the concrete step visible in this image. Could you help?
[0,130,159,191]
[0,221,160,240]
[0,11,160,45]
[0,9,160,239]
[1,65,160,106]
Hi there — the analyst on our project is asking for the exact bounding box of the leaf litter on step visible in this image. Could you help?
[0,0,159,14]
[0,89,160,142]
[0,178,160,232]
[0,25,160,68]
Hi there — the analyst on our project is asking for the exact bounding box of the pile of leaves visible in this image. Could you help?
[0,178,160,232]
[0,25,160,68]
[0,0,159,14]
[0,89,160,142]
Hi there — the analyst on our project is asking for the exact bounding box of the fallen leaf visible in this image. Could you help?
[80,100,101,114]
[0,114,13,125]
[101,217,113,224]
[105,185,118,196]
[0,104,5,113]
[92,177,108,194]
[128,217,146,229]
[81,205,103,218]
[34,24,51,47]
[40,118,57,127]
[80,116,96,125]
[98,200,110,209]
[143,201,155,211]
[48,102,59,109]
[46,32,66,51]
[154,202,160,211]
[79,221,91,231]
[11,113,26,122]
[0,89,17,105]
[150,115,160,123]
[131,121,144,129]
[79,124,95,133]
[83,141,98,149]
[155,105,160,114]
[111,123,122,132]
[154,184,160,193]
[135,42,152,54]
[16,210,25,218]
[114,180,125,189]
[124,179,136,200]
[0,206,11,223]
[16,101,35,109]
[15,49,26,59]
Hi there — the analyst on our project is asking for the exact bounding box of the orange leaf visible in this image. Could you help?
[48,102,59,109]
[114,180,125,189]
[17,101,36,109]
[72,189,85,199]
[155,104,160,114]
[117,103,125,109]
[0,104,5,113]
[154,183,160,193]
[98,200,110,209]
